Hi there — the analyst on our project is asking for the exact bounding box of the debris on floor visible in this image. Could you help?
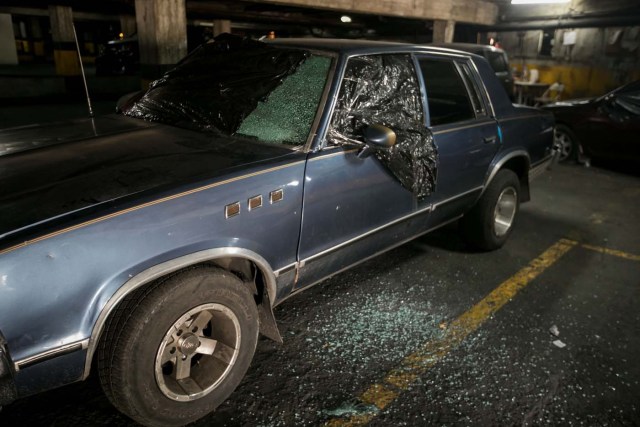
[552,339,566,349]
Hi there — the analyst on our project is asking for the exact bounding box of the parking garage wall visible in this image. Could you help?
[493,0,640,98]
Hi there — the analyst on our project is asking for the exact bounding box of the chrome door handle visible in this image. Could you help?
[483,136,497,144]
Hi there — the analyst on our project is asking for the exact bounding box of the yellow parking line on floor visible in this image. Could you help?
[325,238,578,427]
[581,244,640,262]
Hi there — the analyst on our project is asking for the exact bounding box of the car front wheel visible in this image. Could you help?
[461,169,520,251]
[97,266,259,426]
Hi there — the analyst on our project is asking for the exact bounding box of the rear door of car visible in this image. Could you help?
[416,54,501,224]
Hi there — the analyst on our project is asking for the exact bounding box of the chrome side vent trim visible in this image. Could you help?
[225,202,241,218]
[248,195,263,211]
[270,189,284,204]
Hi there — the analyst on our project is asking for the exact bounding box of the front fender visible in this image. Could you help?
[82,245,278,379]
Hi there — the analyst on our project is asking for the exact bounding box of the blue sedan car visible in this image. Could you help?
[0,36,554,425]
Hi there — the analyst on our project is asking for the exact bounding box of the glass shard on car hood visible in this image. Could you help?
[328,54,438,199]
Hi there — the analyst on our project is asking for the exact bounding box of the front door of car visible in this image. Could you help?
[416,56,500,224]
[295,53,436,289]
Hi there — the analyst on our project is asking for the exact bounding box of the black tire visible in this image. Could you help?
[98,266,259,426]
[554,124,579,162]
[461,170,520,251]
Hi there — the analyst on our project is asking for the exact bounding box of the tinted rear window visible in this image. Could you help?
[419,58,475,126]
[486,52,509,73]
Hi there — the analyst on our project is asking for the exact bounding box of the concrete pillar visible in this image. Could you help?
[0,14,18,65]
[135,0,187,85]
[120,15,137,38]
[213,19,231,37]
[49,5,81,77]
[433,19,456,43]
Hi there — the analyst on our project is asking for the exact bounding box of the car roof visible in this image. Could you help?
[428,42,506,54]
[266,38,478,56]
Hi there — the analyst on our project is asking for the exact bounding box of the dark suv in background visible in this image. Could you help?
[430,43,515,100]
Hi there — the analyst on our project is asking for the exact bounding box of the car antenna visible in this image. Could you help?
[72,24,94,118]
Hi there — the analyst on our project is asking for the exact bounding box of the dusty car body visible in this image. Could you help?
[0,37,554,425]
[543,81,640,163]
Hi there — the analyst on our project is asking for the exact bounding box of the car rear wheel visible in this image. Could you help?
[461,169,520,251]
[97,266,259,427]
[554,124,579,162]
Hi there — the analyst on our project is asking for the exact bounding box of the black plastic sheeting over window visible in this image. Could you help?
[123,34,310,137]
[328,54,438,199]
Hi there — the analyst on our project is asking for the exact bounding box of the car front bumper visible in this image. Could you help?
[0,333,17,407]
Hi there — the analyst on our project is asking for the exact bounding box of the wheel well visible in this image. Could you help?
[500,156,530,203]
[90,256,282,378]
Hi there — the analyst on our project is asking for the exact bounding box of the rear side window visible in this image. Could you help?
[419,58,475,126]
[485,52,509,73]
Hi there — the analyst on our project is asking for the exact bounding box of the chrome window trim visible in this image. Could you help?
[469,58,497,118]
[412,53,430,127]
[307,148,359,162]
[456,60,488,119]
[299,203,433,267]
[301,51,339,153]
[453,61,482,119]
[81,247,279,380]
[14,339,89,372]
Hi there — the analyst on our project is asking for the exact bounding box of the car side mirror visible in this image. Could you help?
[358,124,397,158]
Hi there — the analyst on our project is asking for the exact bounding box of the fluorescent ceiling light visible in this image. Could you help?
[340,15,352,23]
[511,0,570,4]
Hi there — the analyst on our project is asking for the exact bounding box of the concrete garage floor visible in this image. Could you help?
[1,107,639,425]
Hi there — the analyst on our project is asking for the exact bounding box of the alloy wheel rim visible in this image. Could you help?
[155,303,241,402]
[554,129,573,161]
[493,187,517,237]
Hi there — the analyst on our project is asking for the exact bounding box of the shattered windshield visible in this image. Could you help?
[123,35,332,146]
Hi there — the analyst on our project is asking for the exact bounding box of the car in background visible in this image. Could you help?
[543,81,640,163]
[429,42,515,100]
[0,36,554,426]
[95,36,139,76]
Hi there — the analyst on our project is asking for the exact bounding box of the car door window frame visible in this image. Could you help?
[456,61,487,119]
[316,51,424,152]
[416,54,492,129]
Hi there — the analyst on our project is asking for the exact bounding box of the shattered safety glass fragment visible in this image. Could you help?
[328,54,438,198]
[237,55,332,145]
[123,34,328,145]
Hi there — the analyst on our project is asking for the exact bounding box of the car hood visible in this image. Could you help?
[0,115,296,240]
[543,97,596,110]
